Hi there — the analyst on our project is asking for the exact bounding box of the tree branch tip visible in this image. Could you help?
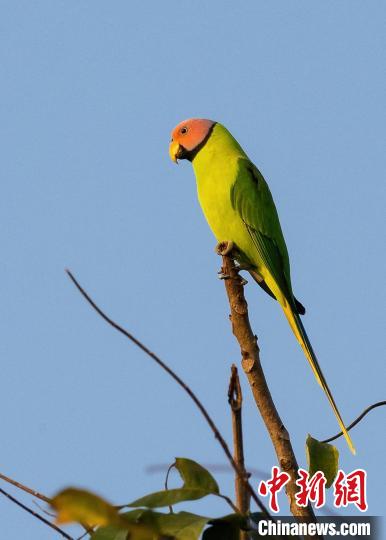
[215,240,234,256]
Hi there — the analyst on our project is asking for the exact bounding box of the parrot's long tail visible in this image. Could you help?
[282,301,356,455]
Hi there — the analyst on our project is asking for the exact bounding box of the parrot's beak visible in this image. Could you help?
[169,140,180,163]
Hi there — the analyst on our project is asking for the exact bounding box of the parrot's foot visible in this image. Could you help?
[238,276,248,286]
[215,240,234,256]
[235,262,253,272]
[217,269,248,285]
[215,241,248,285]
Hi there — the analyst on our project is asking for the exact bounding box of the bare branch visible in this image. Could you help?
[65,269,271,517]
[219,250,316,523]
[322,400,386,444]
[216,493,240,514]
[0,487,73,540]
[0,472,92,537]
[0,472,50,503]
[228,365,250,517]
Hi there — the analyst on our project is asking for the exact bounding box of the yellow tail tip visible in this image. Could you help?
[282,303,357,456]
[346,436,356,455]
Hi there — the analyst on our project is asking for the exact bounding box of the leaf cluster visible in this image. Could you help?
[51,458,248,540]
[50,438,340,540]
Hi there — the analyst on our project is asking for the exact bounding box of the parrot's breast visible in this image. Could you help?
[195,159,240,242]
[191,126,259,267]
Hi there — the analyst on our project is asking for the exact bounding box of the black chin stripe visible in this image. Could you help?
[180,122,217,162]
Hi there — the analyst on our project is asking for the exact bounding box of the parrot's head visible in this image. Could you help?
[169,118,216,163]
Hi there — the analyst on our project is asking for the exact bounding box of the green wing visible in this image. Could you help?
[231,158,295,305]
[231,161,354,453]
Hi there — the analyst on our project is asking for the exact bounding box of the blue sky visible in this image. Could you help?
[1,1,385,537]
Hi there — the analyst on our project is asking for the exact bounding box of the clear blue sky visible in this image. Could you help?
[1,1,385,537]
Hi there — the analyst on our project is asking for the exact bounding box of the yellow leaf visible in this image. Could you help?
[51,488,120,527]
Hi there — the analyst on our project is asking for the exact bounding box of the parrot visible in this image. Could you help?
[169,118,355,454]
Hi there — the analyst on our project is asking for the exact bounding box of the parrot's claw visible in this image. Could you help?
[217,269,248,285]
[216,241,247,284]
[235,263,253,272]
[215,240,235,256]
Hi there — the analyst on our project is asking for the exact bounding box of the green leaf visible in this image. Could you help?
[152,511,208,539]
[202,514,245,540]
[91,526,130,540]
[123,509,210,540]
[306,435,339,488]
[91,524,157,540]
[51,488,121,527]
[91,510,161,540]
[127,458,219,508]
[174,458,219,494]
[127,488,209,509]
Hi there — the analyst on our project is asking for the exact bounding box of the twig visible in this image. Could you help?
[65,269,271,517]
[322,400,386,444]
[0,472,50,503]
[32,499,56,517]
[0,487,73,540]
[0,472,92,537]
[76,530,91,540]
[217,493,240,514]
[165,462,175,514]
[228,365,250,540]
[219,251,316,524]
[228,365,250,517]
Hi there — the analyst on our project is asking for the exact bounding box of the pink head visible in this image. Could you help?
[169,118,216,163]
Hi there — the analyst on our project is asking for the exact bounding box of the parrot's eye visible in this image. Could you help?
[180,126,188,135]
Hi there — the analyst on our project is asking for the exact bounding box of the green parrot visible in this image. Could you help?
[169,118,355,454]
